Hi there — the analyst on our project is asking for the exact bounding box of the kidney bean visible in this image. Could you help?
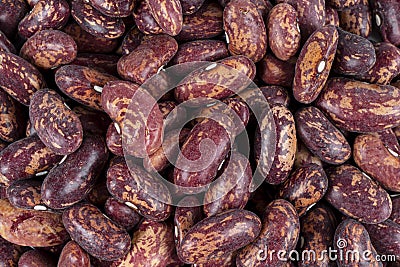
[73,106,112,136]
[58,241,90,267]
[299,203,337,267]
[338,0,372,38]
[364,221,400,264]
[294,141,322,169]
[158,101,187,131]
[106,123,123,156]
[146,0,183,36]
[391,197,400,224]
[355,42,400,85]
[295,106,351,164]
[325,164,392,224]
[258,105,296,185]
[62,203,131,261]
[174,196,203,248]
[173,118,231,188]
[179,209,261,264]
[0,0,28,39]
[20,30,77,70]
[104,197,141,231]
[372,0,400,46]
[267,3,300,61]
[334,219,383,267]
[0,52,45,106]
[71,0,125,39]
[0,31,16,54]
[120,26,144,55]
[293,25,338,104]
[0,135,62,187]
[175,56,256,104]
[333,27,376,75]
[224,0,267,62]
[72,53,119,76]
[41,135,108,209]
[85,176,111,207]
[316,77,400,132]
[114,219,177,266]
[0,88,26,143]
[18,250,57,267]
[171,40,229,65]
[194,252,236,267]
[196,97,250,136]
[353,133,400,192]
[143,128,190,173]
[176,2,223,41]
[254,107,276,180]
[258,86,290,107]
[277,0,326,39]
[18,0,70,39]
[279,164,328,216]
[101,80,164,157]
[181,0,205,15]
[63,23,119,54]
[328,0,360,9]
[0,199,69,247]
[0,236,23,267]
[29,89,83,155]
[101,80,139,124]
[6,179,43,210]
[236,199,300,267]
[257,53,296,88]
[133,0,164,35]
[106,157,172,221]
[203,151,252,216]
[117,34,178,84]
[325,6,340,26]
[88,0,135,18]
[373,128,400,156]
[55,65,118,111]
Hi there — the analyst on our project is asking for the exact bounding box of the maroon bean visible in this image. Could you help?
[104,197,142,230]
[325,164,392,224]
[88,0,135,18]
[18,250,57,267]
[41,135,109,209]
[133,0,164,35]
[0,135,62,187]
[18,0,70,39]
[63,22,119,53]
[0,52,45,106]
[0,0,28,38]
[171,40,229,65]
[0,31,16,54]
[176,2,223,42]
[58,241,90,267]
[62,203,131,261]
[106,123,123,156]
[146,0,183,36]
[71,0,125,39]
[29,89,83,155]
[20,30,77,70]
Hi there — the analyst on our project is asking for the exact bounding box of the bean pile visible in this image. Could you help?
[0,0,400,266]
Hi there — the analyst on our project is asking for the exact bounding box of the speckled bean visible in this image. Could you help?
[324,164,392,224]
[18,0,70,39]
[41,135,109,209]
[20,30,77,70]
[62,202,131,261]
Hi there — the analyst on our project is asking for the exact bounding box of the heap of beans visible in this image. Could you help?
[0,0,400,266]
